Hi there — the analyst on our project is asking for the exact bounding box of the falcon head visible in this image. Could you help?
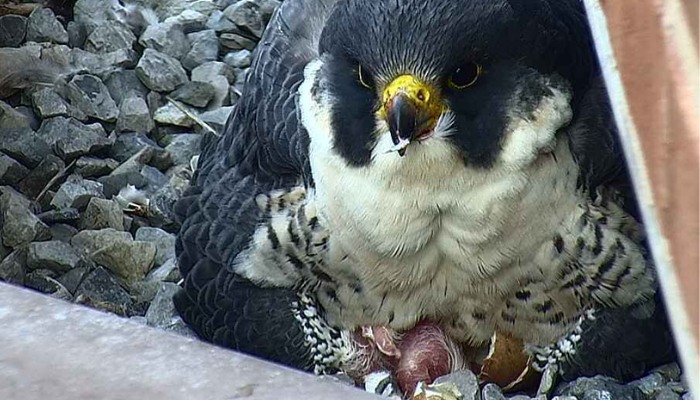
[300,0,596,173]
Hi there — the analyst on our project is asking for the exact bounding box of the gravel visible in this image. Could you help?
[136,48,189,92]
[0,15,28,47]
[26,7,69,44]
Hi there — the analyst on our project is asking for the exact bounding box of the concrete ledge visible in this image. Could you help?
[0,283,377,400]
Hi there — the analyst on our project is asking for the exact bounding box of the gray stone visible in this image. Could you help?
[153,103,194,127]
[146,90,165,117]
[37,117,114,160]
[170,81,215,108]
[0,247,27,285]
[164,134,202,166]
[1,205,50,248]
[14,106,40,131]
[257,0,281,23]
[75,157,119,178]
[224,49,252,68]
[65,74,119,122]
[25,269,72,300]
[482,383,506,400]
[135,227,175,267]
[683,393,694,400]
[164,10,207,33]
[145,257,181,283]
[91,240,156,283]
[0,101,32,129]
[139,22,190,60]
[0,241,10,261]
[0,128,52,169]
[49,223,79,243]
[85,21,136,53]
[50,174,104,210]
[71,48,139,78]
[73,0,114,35]
[206,10,235,32]
[27,240,82,274]
[223,0,269,38]
[653,363,682,382]
[41,43,72,66]
[145,282,196,337]
[110,147,155,176]
[199,106,234,132]
[666,382,688,394]
[79,198,124,231]
[71,228,132,257]
[0,153,29,185]
[219,32,256,50]
[655,388,682,400]
[555,376,645,400]
[74,266,133,316]
[140,165,169,191]
[26,7,69,44]
[182,29,218,71]
[129,280,162,304]
[135,49,188,92]
[57,266,90,294]
[31,88,69,118]
[38,208,80,224]
[192,60,235,83]
[98,172,148,199]
[191,61,235,109]
[104,69,148,105]
[109,132,163,163]
[0,15,28,47]
[629,373,668,397]
[117,95,155,133]
[0,186,32,210]
[431,369,480,400]
[67,21,87,48]
[17,155,65,199]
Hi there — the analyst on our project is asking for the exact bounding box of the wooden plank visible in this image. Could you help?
[585,0,699,396]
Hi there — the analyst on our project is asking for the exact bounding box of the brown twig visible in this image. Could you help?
[35,159,76,203]
[0,3,41,17]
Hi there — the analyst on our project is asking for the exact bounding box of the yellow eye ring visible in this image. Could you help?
[448,62,482,90]
[358,64,375,89]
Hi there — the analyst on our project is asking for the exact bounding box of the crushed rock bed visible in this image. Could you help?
[0,1,692,399]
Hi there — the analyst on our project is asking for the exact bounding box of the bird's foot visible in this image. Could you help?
[529,309,596,372]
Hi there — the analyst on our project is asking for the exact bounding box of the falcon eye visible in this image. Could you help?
[357,65,375,89]
[448,62,482,89]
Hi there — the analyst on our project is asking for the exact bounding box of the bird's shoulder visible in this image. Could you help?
[194,0,340,189]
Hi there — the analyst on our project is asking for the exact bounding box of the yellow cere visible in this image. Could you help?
[378,75,445,121]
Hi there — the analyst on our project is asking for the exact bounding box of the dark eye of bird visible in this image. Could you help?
[448,62,482,89]
[357,64,375,89]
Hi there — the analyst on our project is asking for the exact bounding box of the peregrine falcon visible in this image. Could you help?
[174,0,675,385]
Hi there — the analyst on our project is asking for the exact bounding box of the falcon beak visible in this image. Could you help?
[382,75,443,156]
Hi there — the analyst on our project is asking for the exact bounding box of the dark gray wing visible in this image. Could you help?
[173,0,339,370]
